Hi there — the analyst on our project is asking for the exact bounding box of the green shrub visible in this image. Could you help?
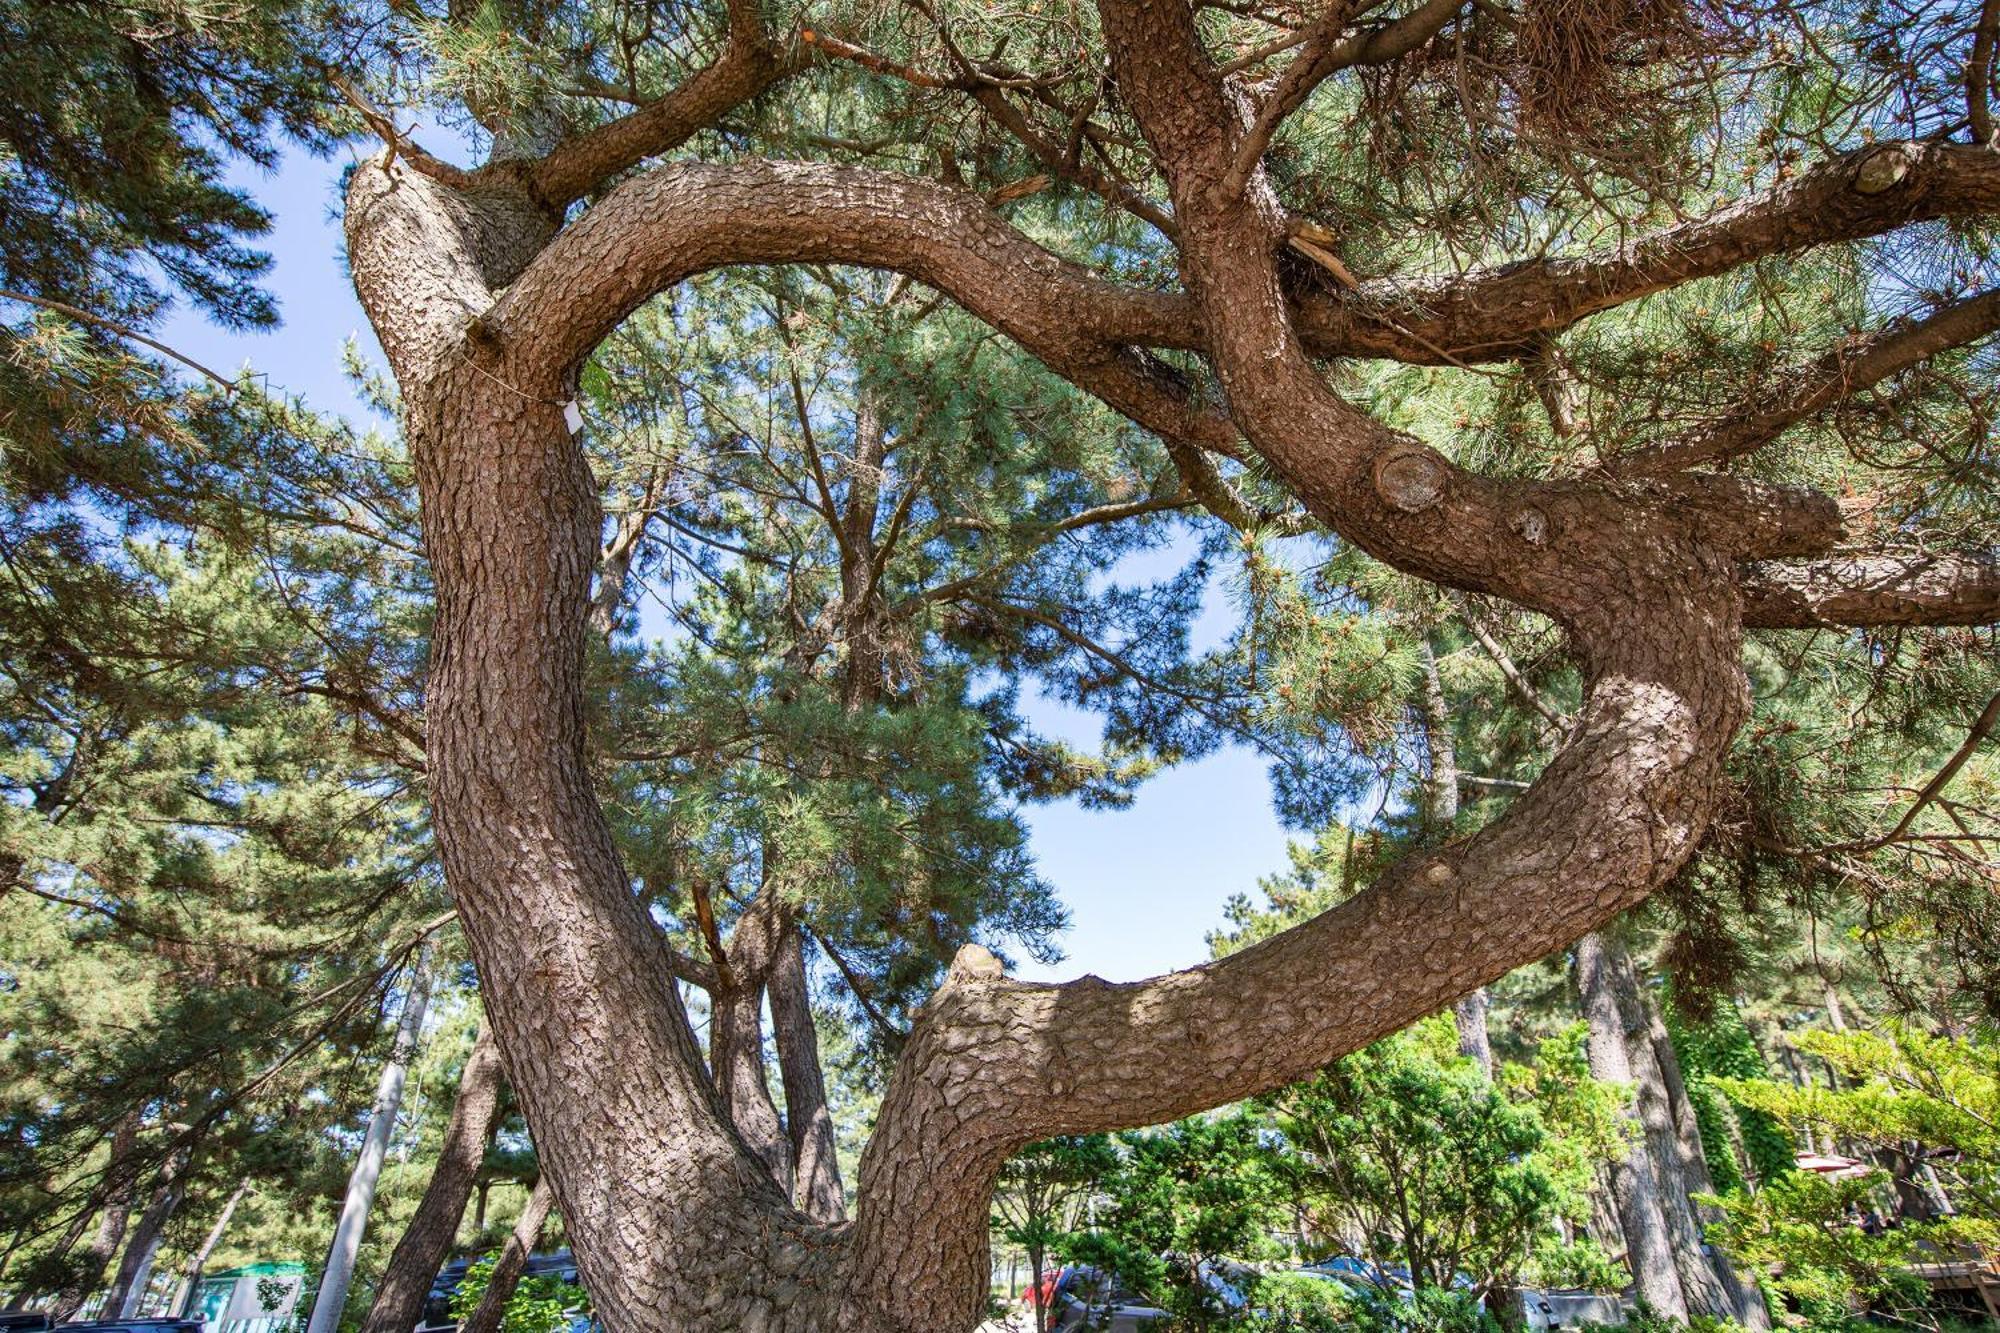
[445,1255,579,1333]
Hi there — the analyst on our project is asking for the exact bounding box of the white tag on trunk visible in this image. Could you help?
[562,399,585,435]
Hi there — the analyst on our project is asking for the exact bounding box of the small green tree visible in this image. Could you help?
[1718,1023,1999,1220]
[1085,1113,1282,1330]
[1703,1170,1991,1328]
[992,1135,1118,1333]
[1261,1016,1568,1298]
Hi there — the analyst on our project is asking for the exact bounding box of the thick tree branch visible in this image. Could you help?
[1293,141,2000,364]
[486,148,2000,387]
[1739,550,2000,626]
[1223,0,1469,195]
[528,31,794,207]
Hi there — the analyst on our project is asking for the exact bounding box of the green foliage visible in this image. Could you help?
[1703,1169,1990,1324]
[1718,1023,2000,1219]
[1665,994,1796,1189]
[1250,1271,1359,1331]
[446,1254,580,1333]
[1262,1016,1571,1295]
[1084,1113,1282,1330]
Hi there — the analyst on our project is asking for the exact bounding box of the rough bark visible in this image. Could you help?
[1740,551,2000,627]
[51,1111,143,1321]
[770,927,846,1223]
[457,1176,557,1333]
[361,1020,508,1333]
[1575,933,1690,1320]
[104,1145,191,1318]
[1603,939,1741,1322]
[333,0,2000,1320]
[1637,978,1771,1329]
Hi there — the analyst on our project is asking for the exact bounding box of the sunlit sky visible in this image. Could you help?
[156,140,1304,987]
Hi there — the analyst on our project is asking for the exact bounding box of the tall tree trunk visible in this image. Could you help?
[306,965,433,1333]
[105,1145,192,1317]
[177,1180,250,1316]
[708,894,794,1193]
[362,1020,508,1333]
[52,1111,144,1321]
[1641,988,1770,1328]
[1575,933,1691,1321]
[769,927,846,1222]
[1607,942,1766,1327]
[458,1177,556,1333]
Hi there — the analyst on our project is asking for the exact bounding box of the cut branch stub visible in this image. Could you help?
[1853,143,1920,195]
[1373,444,1450,512]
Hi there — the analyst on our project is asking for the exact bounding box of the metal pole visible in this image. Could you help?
[306,963,432,1333]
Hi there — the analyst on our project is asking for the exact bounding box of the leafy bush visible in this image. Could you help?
[445,1255,578,1333]
[1251,1272,1357,1331]
[1703,1170,1993,1325]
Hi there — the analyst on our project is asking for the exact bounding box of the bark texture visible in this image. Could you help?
[1576,933,1690,1320]
[361,1020,508,1333]
[771,927,846,1223]
[333,0,2000,1320]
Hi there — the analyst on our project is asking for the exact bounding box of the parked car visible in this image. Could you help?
[421,1249,581,1330]
[54,1321,203,1333]
[0,1315,52,1333]
[1512,1289,1627,1331]
[1024,1266,1169,1332]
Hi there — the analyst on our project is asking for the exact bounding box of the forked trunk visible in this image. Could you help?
[457,1176,556,1333]
[342,67,1777,1317]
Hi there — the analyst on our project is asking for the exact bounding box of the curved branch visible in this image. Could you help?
[1295,141,2000,364]
[483,159,1239,460]
[528,32,795,207]
[1618,288,2000,475]
[488,146,2000,383]
[1740,551,2000,626]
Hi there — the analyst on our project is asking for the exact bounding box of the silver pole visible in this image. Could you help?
[305,962,432,1333]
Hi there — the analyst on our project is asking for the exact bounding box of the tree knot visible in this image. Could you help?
[948,943,1006,983]
[1851,143,1920,196]
[1373,445,1450,513]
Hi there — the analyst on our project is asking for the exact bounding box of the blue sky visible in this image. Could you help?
[155,141,1303,986]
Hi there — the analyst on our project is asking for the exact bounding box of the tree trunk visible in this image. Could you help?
[177,1180,250,1316]
[769,927,846,1222]
[458,1177,556,1333]
[708,894,795,1194]
[340,23,1793,1310]
[362,1020,508,1333]
[306,965,433,1333]
[1575,933,1691,1321]
[52,1111,143,1321]
[1644,1003,1770,1328]
[1606,940,1765,1326]
[105,1145,192,1317]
